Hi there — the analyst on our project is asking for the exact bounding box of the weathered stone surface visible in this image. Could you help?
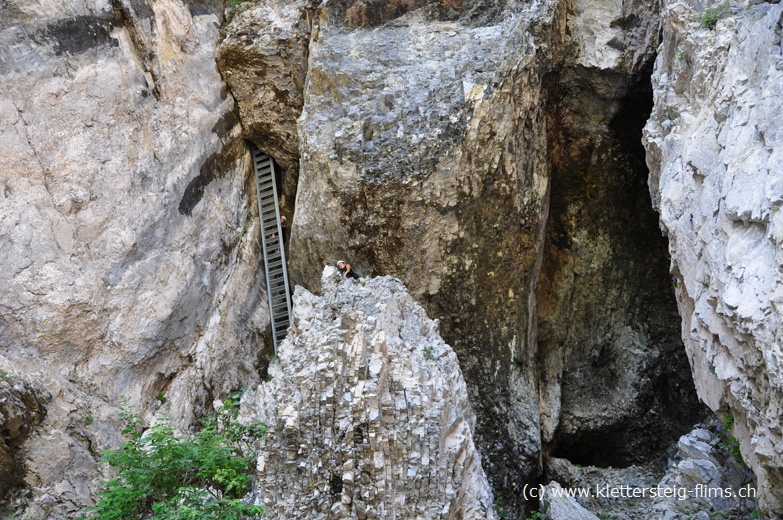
[0,375,48,497]
[0,0,268,509]
[286,2,556,509]
[562,0,659,74]
[242,266,495,519]
[651,426,758,519]
[546,424,759,519]
[644,0,783,514]
[543,481,599,520]
[217,0,313,211]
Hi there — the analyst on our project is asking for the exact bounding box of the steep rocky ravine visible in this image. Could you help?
[220,0,709,516]
[539,62,705,468]
[2,0,782,518]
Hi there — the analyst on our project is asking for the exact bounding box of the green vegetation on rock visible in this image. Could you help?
[700,3,730,29]
[81,392,266,519]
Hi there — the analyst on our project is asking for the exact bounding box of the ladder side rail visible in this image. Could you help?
[267,160,292,337]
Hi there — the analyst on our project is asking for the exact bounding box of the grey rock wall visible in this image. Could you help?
[273,0,558,510]
[644,0,783,515]
[0,0,266,509]
[0,375,49,497]
[241,267,495,519]
[217,0,313,213]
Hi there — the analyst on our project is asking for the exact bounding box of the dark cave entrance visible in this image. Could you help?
[538,61,707,470]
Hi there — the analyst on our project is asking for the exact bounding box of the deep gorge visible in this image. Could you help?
[1,0,782,518]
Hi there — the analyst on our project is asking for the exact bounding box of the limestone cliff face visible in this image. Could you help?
[7,0,782,516]
[267,0,559,508]
[217,0,313,215]
[644,0,783,514]
[221,0,704,513]
[0,0,266,509]
[241,267,494,519]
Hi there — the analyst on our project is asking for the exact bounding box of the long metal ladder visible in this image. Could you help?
[252,147,291,352]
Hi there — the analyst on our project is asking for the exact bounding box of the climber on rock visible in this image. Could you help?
[337,260,360,280]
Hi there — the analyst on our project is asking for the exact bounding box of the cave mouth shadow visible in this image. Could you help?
[539,59,708,470]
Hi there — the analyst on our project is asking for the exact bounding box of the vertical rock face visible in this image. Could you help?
[0,375,49,497]
[0,0,266,508]
[286,0,556,505]
[538,0,704,466]
[242,266,495,519]
[539,62,704,467]
[216,0,699,511]
[217,0,313,212]
[644,1,783,514]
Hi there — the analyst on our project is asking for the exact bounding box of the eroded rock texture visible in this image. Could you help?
[217,0,313,212]
[221,0,704,513]
[0,0,266,509]
[644,0,783,514]
[242,266,494,519]
[0,375,48,497]
[281,1,557,509]
[538,0,703,467]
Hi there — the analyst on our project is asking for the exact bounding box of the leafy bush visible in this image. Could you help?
[700,3,729,29]
[82,393,266,519]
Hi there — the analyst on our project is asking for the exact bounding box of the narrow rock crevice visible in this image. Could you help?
[538,60,707,469]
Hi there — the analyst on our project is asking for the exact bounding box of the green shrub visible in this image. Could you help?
[700,3,729,29]
[717,413,744,466]
[82,393,266,519]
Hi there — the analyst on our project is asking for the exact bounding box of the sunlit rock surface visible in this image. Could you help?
[0,0,266,509]
[645,1,783,514]
[241,266,495,519]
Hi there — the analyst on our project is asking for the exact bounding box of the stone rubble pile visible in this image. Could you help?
[546,424,759,519]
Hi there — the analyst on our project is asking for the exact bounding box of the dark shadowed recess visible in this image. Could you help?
[178,111,243,216]
[539,61,707,469]
[38,16,118,56]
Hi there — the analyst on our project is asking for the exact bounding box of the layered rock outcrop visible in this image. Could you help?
[0,0,266,507]
[7,0,782,517]
[242,267,495,519]
[281,0,556,508]
[644,1,783,514]
[222,0,704,514]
